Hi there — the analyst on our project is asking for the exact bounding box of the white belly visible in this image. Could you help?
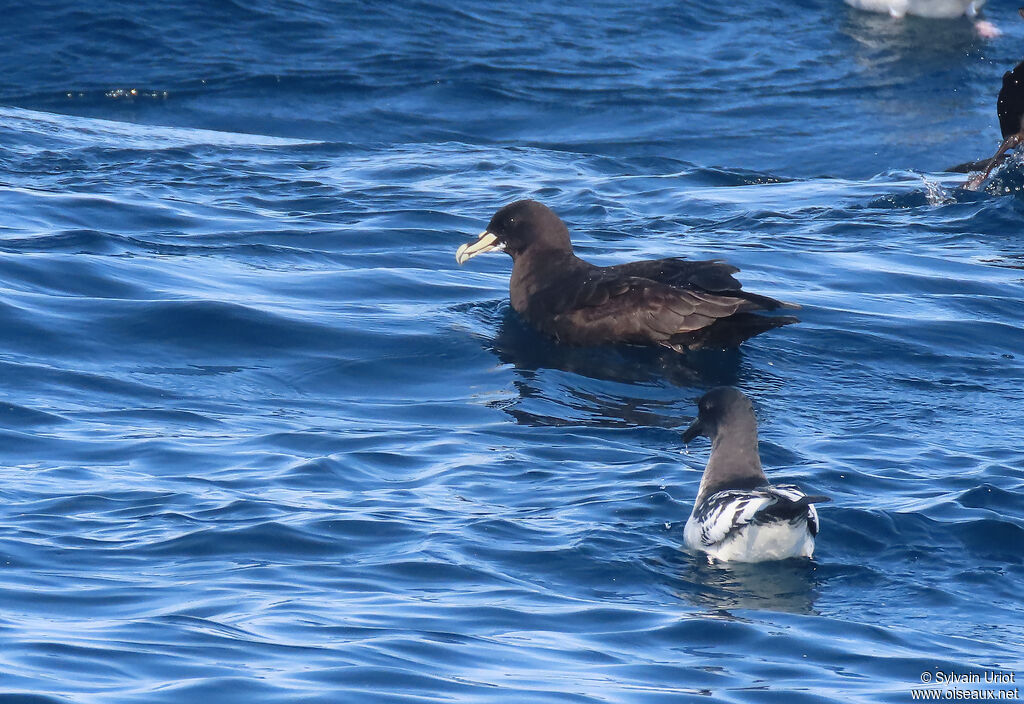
[843,0,984,18]
[684,516,815,563]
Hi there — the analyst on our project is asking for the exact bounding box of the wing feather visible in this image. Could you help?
[696,491,776,546]
[526,255,794,347]
[609,257,743,292]
[550,275,751,344]
[693,485,826,547]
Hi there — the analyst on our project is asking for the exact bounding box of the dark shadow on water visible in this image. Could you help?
[487,308,745,389]
[479,307,791,429]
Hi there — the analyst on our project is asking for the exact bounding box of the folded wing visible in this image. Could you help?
[694,485,830,547]
[538,258,797,349]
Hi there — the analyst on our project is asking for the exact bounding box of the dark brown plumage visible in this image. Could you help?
[455,200,799,352]
[998,59,1024,141]
[959,11,1024,188]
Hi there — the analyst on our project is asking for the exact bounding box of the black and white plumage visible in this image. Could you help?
[684,484,823,562]
[681,387,829,562]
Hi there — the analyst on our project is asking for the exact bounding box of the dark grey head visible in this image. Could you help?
[683,386,766,498]
[682,387,757,444]
[455,200,572,265]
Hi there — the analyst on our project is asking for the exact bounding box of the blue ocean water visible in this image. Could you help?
[1,0,1023,701]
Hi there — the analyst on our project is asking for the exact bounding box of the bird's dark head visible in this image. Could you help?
[681,386,757,444]
[455,200,572,265]
[998,60,1024,139]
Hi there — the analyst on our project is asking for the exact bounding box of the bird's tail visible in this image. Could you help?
[665,312,799,351]
[756,493,831,522]
[735,289,802,311]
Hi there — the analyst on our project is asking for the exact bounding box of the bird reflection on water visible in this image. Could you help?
[479,308,749,427]
[668,552,822,616]
[491,308,744,385]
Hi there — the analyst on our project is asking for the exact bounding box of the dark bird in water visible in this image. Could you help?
[681,387,830,562]
[455,200,799,352]
[961,9,1024,189]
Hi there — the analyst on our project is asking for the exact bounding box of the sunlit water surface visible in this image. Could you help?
[0,1,1023,702]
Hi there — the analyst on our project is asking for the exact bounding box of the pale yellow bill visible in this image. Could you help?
[455,231,504,265]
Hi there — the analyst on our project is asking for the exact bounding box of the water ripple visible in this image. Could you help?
[2,1,1024,702]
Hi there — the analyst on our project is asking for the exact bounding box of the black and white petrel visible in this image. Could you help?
[681,387,829,562]
[455,201,799,352]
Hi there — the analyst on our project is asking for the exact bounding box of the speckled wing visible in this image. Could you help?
[693,489,779,547]
[693,485,826,547]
